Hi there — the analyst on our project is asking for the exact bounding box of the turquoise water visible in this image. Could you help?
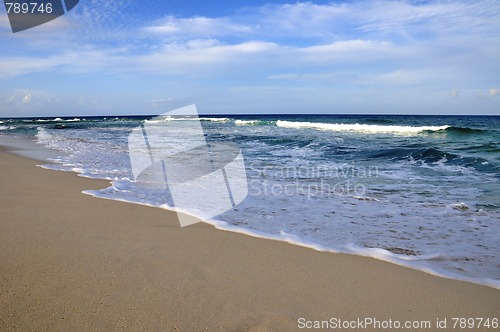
[1,114,499,288]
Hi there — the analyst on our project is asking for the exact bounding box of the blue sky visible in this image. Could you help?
[0,0,499,116]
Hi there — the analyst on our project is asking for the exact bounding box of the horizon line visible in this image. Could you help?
[2,113,500,119]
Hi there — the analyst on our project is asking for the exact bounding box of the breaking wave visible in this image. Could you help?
[276,121,450,134]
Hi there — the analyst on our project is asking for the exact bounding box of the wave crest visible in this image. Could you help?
[276,120,449,134]
[145,116,229,124]
[235,119,261,125]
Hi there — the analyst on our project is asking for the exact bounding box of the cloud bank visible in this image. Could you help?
[0,0,499,115]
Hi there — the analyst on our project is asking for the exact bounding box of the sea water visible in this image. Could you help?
[1,114,499,288]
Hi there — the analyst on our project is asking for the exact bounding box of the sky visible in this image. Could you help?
[0,0,499,116]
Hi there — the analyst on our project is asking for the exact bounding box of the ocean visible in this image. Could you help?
[1,114,499,288]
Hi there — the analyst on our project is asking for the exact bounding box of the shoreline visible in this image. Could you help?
[52,161,500,290]
[1,146,499,330]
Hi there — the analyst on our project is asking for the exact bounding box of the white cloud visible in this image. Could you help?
[355,2,464,32]
[22,94,32,104]
[489,88,500,96]
[140,39,397,73]
[0,90,62,117]
[0,46,138,79]
[137,40,280,75]
[152,98,172,107]
[449,90,460,99]
[146,16,252,38]
[366,69,430,86]
[298,40,402,65]
[0,57,60,79]
[73,96,111,110]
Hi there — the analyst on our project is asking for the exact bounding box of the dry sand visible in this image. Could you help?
[1,147,499,331]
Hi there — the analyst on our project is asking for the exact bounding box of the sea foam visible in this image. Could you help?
[276,120,450,134]
[235,120,260,125]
